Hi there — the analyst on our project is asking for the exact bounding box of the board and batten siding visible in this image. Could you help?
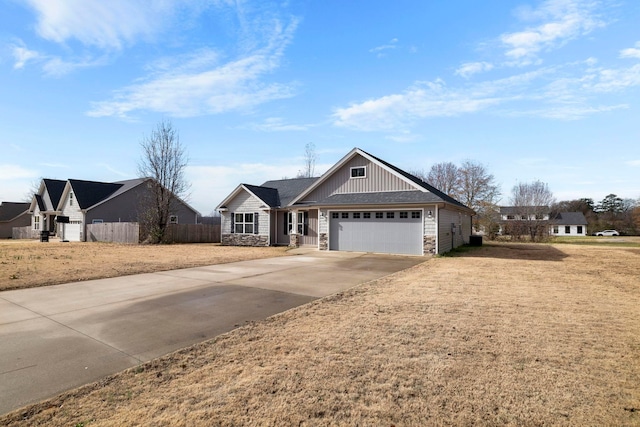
[221,190,269,235]
[300,155,416,203]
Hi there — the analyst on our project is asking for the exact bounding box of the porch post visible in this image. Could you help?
[289,209,299,248]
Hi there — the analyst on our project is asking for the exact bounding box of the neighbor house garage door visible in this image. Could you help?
[329,210,423,255]
[63,221,82,241]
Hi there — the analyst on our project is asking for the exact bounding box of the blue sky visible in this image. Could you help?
[1,0,639,215]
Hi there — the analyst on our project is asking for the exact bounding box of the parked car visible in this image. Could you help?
[595,230,619,236]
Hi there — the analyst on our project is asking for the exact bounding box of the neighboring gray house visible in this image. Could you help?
[216,147,475,256]
[549,212,588,236]
[29,177,200,241]
[0,202,31,238]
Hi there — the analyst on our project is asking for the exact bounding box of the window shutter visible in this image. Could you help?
[283,212,288,235]
[230,212,235,233]
[254,212,259,234]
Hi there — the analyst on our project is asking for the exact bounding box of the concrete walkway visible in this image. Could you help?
[0,251,423,415]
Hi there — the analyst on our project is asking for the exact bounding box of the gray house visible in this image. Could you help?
[0,202,31,238]
[30,177,200,241]
[216,147,475,256]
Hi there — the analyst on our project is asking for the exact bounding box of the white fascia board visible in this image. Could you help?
[215,184,246,211]
[288,147,427,206]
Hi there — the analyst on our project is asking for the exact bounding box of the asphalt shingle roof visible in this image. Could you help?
[551,212,588,225]
[68,179,123,210]
[310,191,448,206]
[261,178,319,207]
[43,179,66,209]
[244,184,280,208]
[0,202,30,221]
[358,148,472,210]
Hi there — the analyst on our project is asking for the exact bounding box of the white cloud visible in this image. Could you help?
[247,117,310,132]
[620,42,640,60]
[455,61,494,78]
[333,57,640,131]
[87,18,299,118]
[23,0,181,49]
[0,165,39,202]
[187,162,304,213]
[0,164,38,180]
[12,45,40,69]
[370,38,399,57]
[500,0,605,64]
[333,79,509,131]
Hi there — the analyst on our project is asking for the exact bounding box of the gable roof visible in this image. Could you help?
[289,147,471,211]
[66,179,124,210]
[261,178,318,207]
[551,212,588,225]
[0,202,30,222]
[216,177,319,211]
[244,184,280,208]
[43,179,66,209]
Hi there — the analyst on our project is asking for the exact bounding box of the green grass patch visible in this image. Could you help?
[550,236,640,248]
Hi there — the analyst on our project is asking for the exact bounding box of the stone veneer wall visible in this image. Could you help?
[423,235,436,255]
[289,233,299,248]
[319,233,328,250]
[222,234,269,247]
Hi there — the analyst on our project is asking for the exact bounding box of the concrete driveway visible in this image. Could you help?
[0,250,423,415]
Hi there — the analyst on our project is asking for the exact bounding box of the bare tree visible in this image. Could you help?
[138,119,190,243]
[426,162,461,197]
[508,180,554,241]
[458,161,500,211]
[23,177,43,202]
[297,142,317,178]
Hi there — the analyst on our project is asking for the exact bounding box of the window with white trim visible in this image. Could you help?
[353,212,361,219]
[297,211,308,235]
[411,211,421,219]
[234,213,254,234]
[386,212,395,219]
[375,212,383,219]
[332,212,339,219]
[577,226,583,234]
[341,212,349,219]
[169,215,178,224]
[34,216,40,230]
[400,212,408,219]
[565,226,571,234]
[553,225,559,234]
[69,192,74,206]
[363,212,371,219]
[350,166,366,178]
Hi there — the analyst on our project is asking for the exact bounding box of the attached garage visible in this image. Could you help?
[62,221,82,241]
[329,210,423,255]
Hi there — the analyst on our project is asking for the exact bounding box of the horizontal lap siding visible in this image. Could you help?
[222,191,269,235]
[301,156,415,203]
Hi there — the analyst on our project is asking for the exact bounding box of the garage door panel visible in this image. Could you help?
[329,211,422,255]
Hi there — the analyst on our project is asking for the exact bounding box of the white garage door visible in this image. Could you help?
[329,210,423,255]
[63,221,82,241]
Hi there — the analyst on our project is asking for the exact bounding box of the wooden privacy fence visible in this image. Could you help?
[12,226,37,239]
[86,222,221,244]
[163,223,220,243]
[87,222,140,244]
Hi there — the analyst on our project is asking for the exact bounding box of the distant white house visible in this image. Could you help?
[549,212,588,236]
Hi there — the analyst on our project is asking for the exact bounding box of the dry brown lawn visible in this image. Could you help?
[2,243,639,426]
[0,240,288,291]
